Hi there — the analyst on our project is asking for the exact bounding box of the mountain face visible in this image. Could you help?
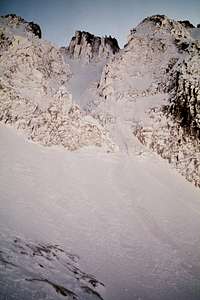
[0,15,115,151]
[87,15,200,187]
[0,13,199,186]
[1,13,200,300]
[63,30,120,62]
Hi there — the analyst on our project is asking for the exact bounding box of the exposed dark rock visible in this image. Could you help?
[81,286,104,300]
[178,20,195,28]
[144,15,194,30]
[177,41,190,51]
[28,21,42,38]
[0,32,12,54]
[65,30,120,62]
[142,14,167,26]
[26,278,78,298]
[166,42,200,139]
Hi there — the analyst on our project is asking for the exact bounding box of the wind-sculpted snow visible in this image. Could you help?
[0,235,105,300]
[0,16,115,151]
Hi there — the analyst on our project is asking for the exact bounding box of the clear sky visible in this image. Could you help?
[0,0,199,47]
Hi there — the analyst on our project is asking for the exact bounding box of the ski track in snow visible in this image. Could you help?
[0,125,200,300]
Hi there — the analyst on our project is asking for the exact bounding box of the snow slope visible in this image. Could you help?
[0,125,200,300]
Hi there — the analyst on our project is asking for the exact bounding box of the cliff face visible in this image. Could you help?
[166,42,200,138]
[65,30,120,62]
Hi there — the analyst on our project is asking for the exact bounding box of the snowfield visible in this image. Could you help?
[0,125,200,300]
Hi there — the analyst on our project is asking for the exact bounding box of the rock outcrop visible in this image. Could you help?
[64,31,120,62]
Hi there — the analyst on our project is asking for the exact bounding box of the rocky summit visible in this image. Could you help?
[64,30,120,62]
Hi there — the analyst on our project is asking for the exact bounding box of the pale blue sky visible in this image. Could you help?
[0,0,199,47]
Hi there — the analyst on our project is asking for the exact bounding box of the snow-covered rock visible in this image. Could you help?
[0,15,115,151]
[0,14,42,39]
[0,235,105,300]
[88,15,200,186]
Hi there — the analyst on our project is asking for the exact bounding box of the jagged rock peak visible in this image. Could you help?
[66,30,120,62]
[0,14,41,38]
